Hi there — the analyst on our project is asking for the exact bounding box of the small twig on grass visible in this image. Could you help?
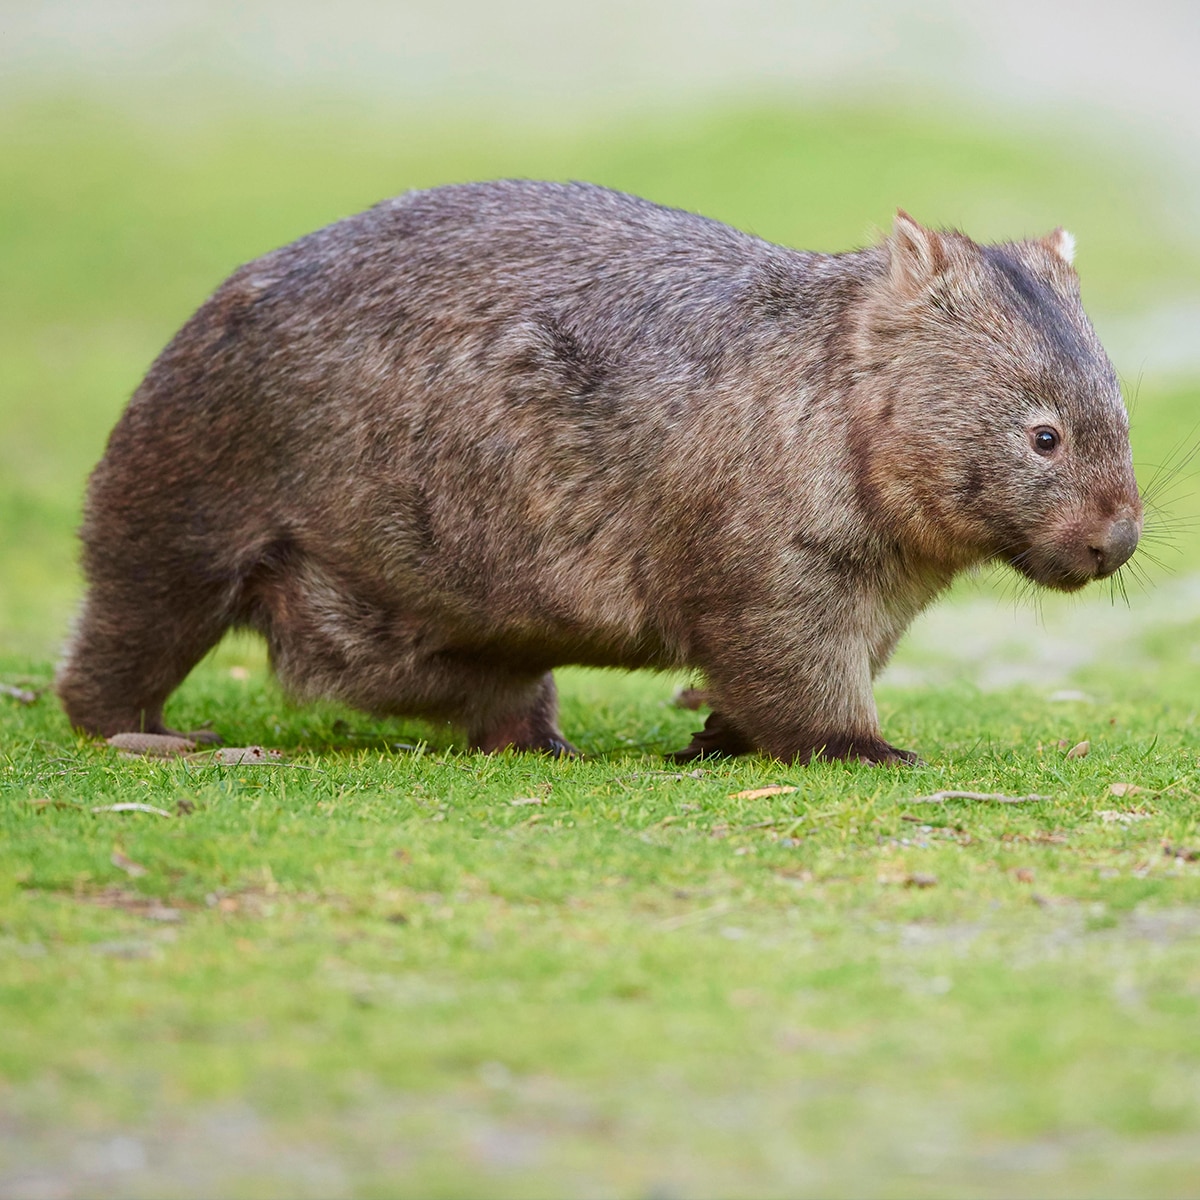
[91,803,174,818]
[620,769,707,782]
[902,791,1052,805]
[202,760,327,772]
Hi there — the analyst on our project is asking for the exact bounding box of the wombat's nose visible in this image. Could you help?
[1089,517,1139,577]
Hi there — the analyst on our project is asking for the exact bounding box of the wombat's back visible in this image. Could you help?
[62,182,866,740]
[109,186,857,628]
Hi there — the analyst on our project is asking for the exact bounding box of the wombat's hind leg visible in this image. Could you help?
[467,672,578,756]
[669,711,755,761]
[57,580,231,740]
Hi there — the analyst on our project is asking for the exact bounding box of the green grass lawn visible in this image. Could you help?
[3,90,1200,1197]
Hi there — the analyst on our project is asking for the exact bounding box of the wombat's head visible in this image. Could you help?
[852,212,1141,592]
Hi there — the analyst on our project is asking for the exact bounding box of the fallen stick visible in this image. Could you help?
[902,791,1052,805]
[91,803,174,818]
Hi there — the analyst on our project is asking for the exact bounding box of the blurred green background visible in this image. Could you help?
[3,2,1200,681]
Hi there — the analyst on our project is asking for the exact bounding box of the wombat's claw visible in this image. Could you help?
[542,736,579,758]
[858,745,921,767]
[668,711,753,762]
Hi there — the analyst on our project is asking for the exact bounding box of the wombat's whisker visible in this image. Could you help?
[1130,546,1172,575]
[1139,508,1195,532]
[1112,570,1131,607]
[1142,509,1196,526]
[1119,369,1144,418]
[1121,560,1153,594]
[1135,531,1184,554]
[1141,486,1197,516]
[1136,429,1200,509]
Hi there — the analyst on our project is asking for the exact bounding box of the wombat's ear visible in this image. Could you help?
[889,210,950,295]
[1040,227,1076,266]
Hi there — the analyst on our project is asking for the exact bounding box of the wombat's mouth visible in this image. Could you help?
[1013,561,1093,594]
[1005,514,1140,593]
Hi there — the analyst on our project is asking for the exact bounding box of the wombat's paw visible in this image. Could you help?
[815,734,921,766]
[860,744,922,767]
[668,711,754,762]
[471,727,579,756]
[789,733,921,766]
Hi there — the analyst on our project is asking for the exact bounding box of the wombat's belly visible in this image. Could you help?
[235,523,676,714]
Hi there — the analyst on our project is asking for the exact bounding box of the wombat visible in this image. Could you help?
[56,180,1141,763]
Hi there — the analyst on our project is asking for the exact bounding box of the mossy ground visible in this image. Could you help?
[2,91,1200,1197]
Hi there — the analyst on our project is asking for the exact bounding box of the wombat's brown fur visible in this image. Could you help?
[57,181,1141,763]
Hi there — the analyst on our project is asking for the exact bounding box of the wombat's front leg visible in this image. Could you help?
[685,629,918,766]
[672,713,916,764]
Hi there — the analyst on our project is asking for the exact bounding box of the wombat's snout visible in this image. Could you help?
[1087,516,1139,578]
[1020,509,1141,592]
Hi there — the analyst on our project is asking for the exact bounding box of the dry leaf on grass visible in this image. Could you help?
[1108,782,1147,797]
[107,732,197,757]
[1097,810,1150,824]
[1065,740,1090,760]
[510,796,544,806]
[730,785,799,800]
[1,682,39,705]
[1013,867,1036,884]
[208,746,283,765]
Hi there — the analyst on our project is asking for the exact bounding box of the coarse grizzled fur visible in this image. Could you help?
[57,180,1141,763]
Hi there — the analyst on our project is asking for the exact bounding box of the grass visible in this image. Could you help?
[3,89,1200,1197]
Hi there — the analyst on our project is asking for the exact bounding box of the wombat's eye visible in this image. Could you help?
[1032,427,1060,455]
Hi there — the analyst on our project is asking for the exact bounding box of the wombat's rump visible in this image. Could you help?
[57,181,1141,762]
